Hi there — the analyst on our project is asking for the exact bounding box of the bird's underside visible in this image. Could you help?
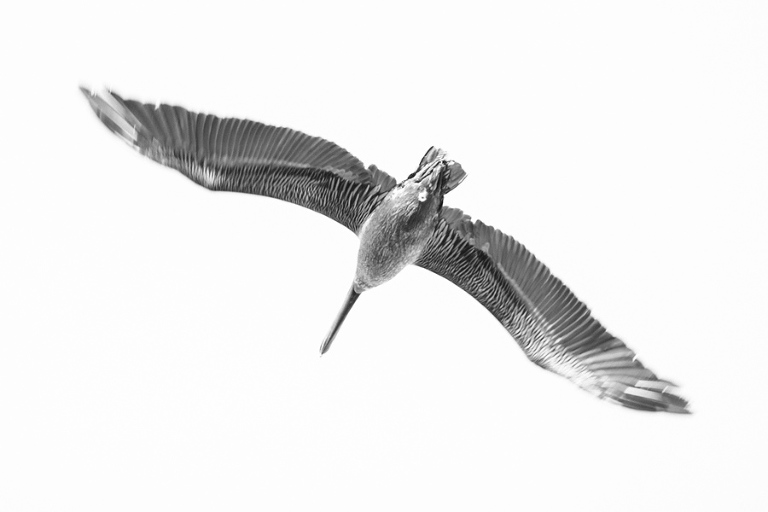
[81,87,690,413]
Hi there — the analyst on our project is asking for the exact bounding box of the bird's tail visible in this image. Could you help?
[418,146,467,194]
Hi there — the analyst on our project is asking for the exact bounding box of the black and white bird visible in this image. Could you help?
[81,87,690,413]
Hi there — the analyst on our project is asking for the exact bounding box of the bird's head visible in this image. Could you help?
[407,147,467,203]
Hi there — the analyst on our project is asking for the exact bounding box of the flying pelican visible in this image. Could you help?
[81,87,690,413]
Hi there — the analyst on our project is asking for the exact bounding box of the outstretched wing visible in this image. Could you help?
[416,207,689,413]
[81,88,397,232]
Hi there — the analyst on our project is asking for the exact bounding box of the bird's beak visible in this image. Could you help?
[319,284,361,356]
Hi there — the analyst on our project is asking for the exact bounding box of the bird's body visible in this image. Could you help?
[82,87,690,413]
[356,170,442,291]
[322,150,453,354]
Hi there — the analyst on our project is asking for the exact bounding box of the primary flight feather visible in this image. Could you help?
[81,87,689,413]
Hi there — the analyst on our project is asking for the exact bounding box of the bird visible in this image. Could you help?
[81,87,690,414]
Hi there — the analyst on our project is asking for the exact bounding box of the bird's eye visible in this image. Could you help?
[418,189,428,202]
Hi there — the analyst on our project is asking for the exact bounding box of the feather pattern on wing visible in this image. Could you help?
[81,88,397,232]
[416,207,689,413]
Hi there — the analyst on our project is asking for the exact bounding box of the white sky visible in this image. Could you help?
[2,1,767,510]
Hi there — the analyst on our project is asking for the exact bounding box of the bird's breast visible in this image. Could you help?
[353,186,439,291]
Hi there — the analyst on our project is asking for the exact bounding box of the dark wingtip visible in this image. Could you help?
[79,85,98,110]
[649,381,691,414]
[657,394,691,414]
[663,393,692,415]
[606,381,692,414]
[80,86,144,149]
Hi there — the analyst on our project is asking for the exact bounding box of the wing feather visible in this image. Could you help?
[416,206,689,413]
[82,87,397,232]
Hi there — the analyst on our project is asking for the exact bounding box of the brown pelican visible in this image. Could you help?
[81,87,690,413]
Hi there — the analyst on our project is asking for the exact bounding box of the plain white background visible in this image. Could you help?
[2,1,767,510]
